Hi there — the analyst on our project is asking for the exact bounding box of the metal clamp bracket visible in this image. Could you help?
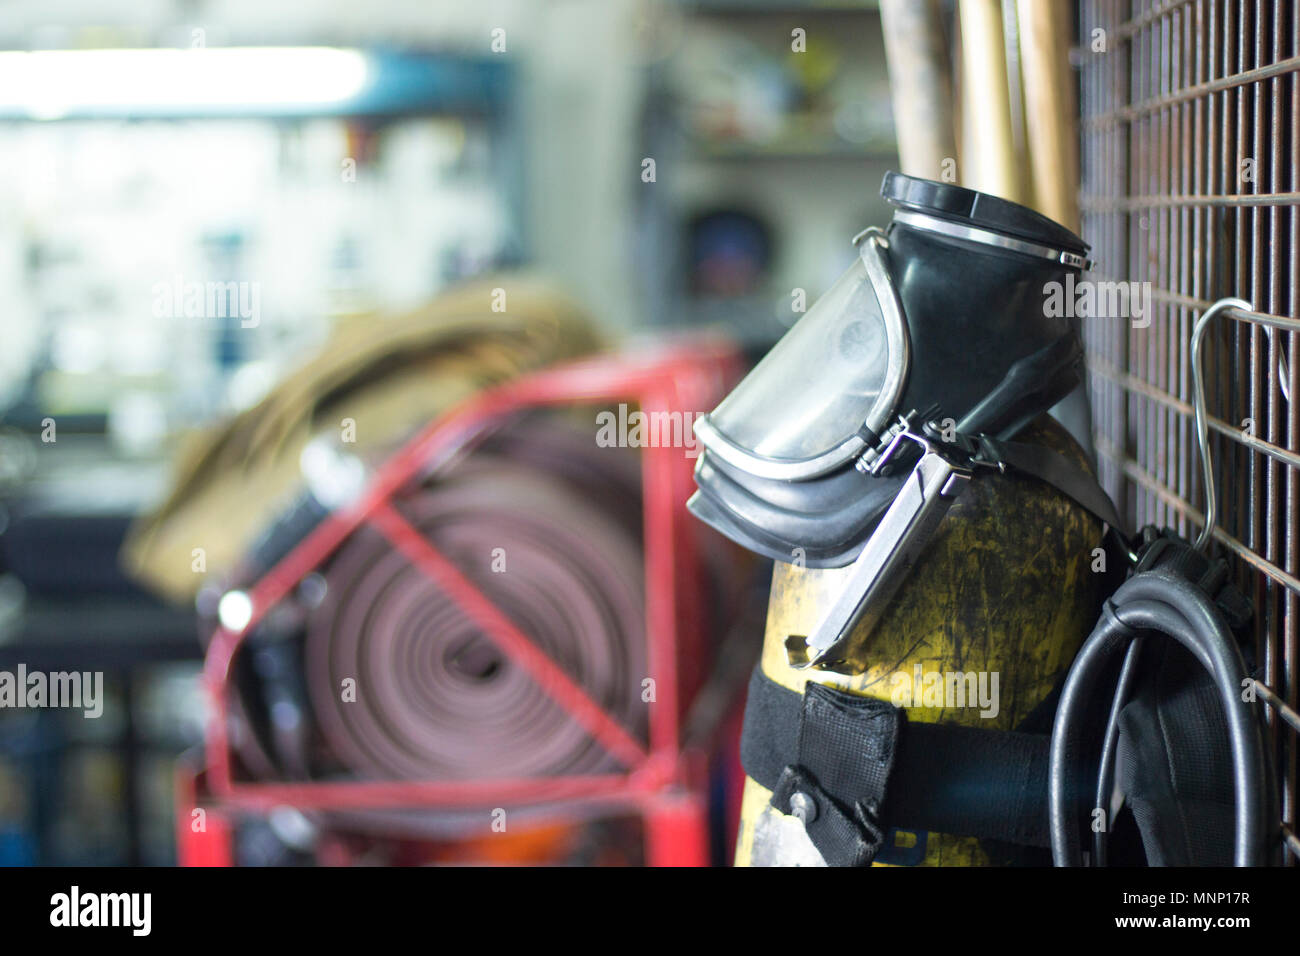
[792,416,976,670]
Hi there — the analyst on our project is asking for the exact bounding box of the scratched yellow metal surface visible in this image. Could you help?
[735,418,1104,867]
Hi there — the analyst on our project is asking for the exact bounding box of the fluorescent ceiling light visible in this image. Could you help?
[0,47,370,119]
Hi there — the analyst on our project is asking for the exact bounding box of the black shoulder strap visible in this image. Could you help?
[976,435,1126,534]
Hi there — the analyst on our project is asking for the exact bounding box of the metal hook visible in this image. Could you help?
[1190,297,1252,553]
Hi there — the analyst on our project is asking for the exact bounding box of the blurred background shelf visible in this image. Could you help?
[636,0,897,352]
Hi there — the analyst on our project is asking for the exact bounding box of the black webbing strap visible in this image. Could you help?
[741,667,1053,863]
[769,682,900,866]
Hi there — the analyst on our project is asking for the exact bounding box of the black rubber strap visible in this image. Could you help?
[741,667,1053,854]
[978,435,1126,534]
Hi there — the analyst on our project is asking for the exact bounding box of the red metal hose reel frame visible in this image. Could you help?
[178,340,746,867]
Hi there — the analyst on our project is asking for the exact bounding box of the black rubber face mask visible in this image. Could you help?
[689,172,1093,568]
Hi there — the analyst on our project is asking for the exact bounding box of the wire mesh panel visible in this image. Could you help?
[1079,0,1299,860]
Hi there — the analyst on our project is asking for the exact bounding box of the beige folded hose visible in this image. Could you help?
[122,275,604,603]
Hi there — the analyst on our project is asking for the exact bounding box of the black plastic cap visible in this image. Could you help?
[881,171,1089,255]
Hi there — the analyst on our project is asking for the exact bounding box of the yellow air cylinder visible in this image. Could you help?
[734,417,1104,866]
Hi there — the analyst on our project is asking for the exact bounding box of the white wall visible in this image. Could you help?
[0,0,648,326]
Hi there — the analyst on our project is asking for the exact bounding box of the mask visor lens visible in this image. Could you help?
[702,252,902,472]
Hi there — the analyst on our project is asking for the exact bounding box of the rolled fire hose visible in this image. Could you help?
[301,417,648,783]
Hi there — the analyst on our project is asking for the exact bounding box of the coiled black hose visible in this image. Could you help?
[1048,570,1269,866]
[1090,635,1143,867]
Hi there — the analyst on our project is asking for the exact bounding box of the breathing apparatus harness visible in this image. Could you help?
[736,409,1276,867]
[692,174,1279,867]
